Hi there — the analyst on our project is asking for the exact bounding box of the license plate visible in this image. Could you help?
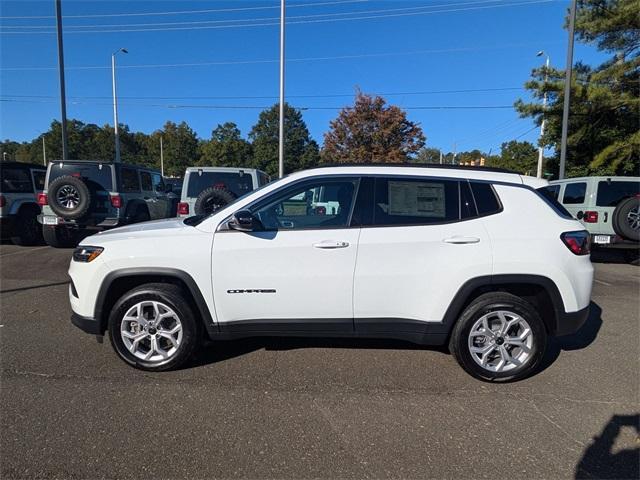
[593,235,610,244]
[43,216,59,225]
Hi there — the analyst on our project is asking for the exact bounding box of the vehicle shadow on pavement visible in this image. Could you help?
[575,414,640,479]
[537,301,603,375]
[188,337,446,369]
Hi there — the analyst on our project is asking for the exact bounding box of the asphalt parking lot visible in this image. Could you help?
[0,243,638,479]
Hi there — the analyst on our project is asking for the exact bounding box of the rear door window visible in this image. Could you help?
[48,163,113,191]
[152,173,165,193]
[562,182,587,204]
[140,171,153,192]
[596,180,640,207]
[121,167,140,192]
[1,167,33,193]
[373,177,459,226]
[470,182,501,216]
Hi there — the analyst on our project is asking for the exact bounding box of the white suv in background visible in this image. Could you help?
[68,165,593,382]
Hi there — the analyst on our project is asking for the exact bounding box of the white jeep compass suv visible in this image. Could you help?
[69,165,594,382]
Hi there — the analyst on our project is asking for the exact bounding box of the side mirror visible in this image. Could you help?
[228,210,262,232]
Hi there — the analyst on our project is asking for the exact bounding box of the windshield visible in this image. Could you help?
[48,162,113,191]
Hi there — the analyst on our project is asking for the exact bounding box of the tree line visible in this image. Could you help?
[2,0,636,179]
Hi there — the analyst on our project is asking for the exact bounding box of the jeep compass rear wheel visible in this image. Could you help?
[449,292,547,382]
[108,283,201,371]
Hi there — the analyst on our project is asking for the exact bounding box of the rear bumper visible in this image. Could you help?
[71,312,103,335]
[555,304,590,336]
[38,214,121,228]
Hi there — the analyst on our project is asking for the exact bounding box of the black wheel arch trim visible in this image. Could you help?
[442,274,570,336]
[92,267,216,337]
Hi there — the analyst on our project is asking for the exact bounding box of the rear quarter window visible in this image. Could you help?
[1,167,33,193]
[120,167,140,192]
[563,182,587,204]
[596,180,640,207]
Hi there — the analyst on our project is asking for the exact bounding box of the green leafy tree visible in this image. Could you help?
[485,141,538,174]
[515,0,639,177]
[413,147,442,163]
[249,103,319,176]
[199,122,253,167]
[322,92,426,163]
[145,121,198,177]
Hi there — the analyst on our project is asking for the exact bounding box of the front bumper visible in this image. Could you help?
[71,312,103,335]
[555,304,590,336]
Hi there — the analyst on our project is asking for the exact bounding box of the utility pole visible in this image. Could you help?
[559,0,577,180]
[439,150,443,164]
[111,48,128,163]
[452,142,457,164]
[536,51,550,178]
[42,137,47,166]
[160,136,164,177]
[278,0,286,178]
[55,0,68,160]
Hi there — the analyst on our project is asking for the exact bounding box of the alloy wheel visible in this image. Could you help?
[120,300,183,363]
[57,185,80,209]
[626,206,639,231]
[467,310,533,372]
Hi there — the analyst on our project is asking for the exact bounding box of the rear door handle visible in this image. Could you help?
[443,236,480,244]
[312,240,350,249]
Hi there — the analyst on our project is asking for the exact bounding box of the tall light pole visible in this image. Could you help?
[559,0,577,179]
[160,136,164,177]
[42,137,47,166]
[55,0,68,161]
[278,0,286,178]
[536,51,550,178]
[111,47,128,163]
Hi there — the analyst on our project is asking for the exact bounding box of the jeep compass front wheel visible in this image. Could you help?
[449,292,547,382]
[108,283,201,371]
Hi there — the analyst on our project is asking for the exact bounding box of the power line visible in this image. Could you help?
[0,98,514,110]
[0,0,523,29]
[0,0,554,34]
[0,87,522,101]
[0,0,369,20]
[0,42,555,71]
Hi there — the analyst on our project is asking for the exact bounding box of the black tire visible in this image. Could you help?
[11,205,44,246]
[108,283,202,372]
[42,225,77,248]
[449,292,547,382]
[612,197,640,242]
[47,175,91,220]
[193,187,236,216]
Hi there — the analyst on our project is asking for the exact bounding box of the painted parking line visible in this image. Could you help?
[594,279,613,286]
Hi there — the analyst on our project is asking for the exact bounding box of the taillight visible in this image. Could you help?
[37,192,48,206]
[561,231,591,255]
[583,211,598,223]
[315,206,326,215]
[0,194,5,207]
[110,194,122,208]
[213,182,226,190]
[177,202,189,215]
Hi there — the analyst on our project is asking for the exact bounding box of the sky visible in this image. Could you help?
[0,0,606,155]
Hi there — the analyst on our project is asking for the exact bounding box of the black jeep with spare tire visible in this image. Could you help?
[38,160,173,247]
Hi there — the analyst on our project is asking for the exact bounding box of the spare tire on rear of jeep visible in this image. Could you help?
[612,196,640,242]
[47,175,91,220]
[194,187,236,215]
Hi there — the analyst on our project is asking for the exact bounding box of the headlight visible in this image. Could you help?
[72,246,104,263]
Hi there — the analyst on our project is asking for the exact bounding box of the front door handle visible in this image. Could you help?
[312,240,350,249]
[443,236,480,244]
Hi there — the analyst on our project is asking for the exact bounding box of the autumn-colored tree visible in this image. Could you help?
[323,92,426,163]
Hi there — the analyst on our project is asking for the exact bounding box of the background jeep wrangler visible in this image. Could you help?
[38,160,173,248]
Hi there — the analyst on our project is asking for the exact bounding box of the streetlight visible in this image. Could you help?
[278,0,285,178]
[111,47,128,163]
[536,50,550,179]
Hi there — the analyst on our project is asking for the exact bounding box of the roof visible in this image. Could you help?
[291,163,526,184]
[549,176,640,183]
[48,159,161,173]
[315,162,516,174]
[0,161,46,170]
[185,166,264,174]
